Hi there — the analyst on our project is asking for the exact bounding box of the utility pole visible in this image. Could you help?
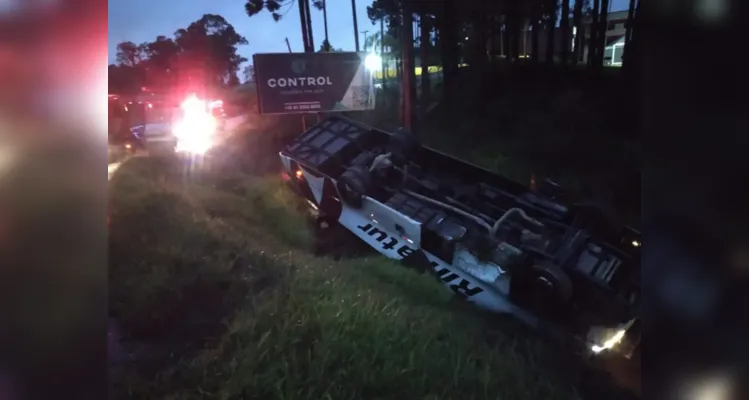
[401,1,416,135]
[361,30,369,51]
[285,37,292,53]
[351,0,360,51]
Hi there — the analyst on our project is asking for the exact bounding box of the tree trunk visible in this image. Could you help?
[298,0,310,51]
[502,23,509,59]
[419,13,431,105]
[393,21,403,80]
[473,10,489,68]
[622,0,638,76]
[513,18,522,61]
[560,0,570,64]
[630,0,640,46]
[440,0,459,106]
[322,0,329,44]
[401,2,417,134]
[380,18,386,74]
[572,0,584,62]
[545,0,557,64]
[531,8,540,62]
[598,0,609,67]
[588,0,599,67]
[351,0,360,51]
[624,0,636,46]
[508,4,522,62]
[304,0,315,51]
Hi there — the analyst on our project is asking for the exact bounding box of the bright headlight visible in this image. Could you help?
[590,318,637,354]
[591,329,627,353]
[173,93,217,154]
[172,116,216,138]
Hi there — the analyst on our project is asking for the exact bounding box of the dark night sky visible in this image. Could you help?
[108,0,631,67]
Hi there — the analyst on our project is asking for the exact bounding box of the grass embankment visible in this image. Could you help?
[109,157,577,400]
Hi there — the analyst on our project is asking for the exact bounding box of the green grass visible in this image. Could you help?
[108,156,579,400]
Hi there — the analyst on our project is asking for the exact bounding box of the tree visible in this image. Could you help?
[317,40,341,52]
[624,0,636,46]
[418,13,432,104]
[113,42,147,92]
[560,0,570,64]
[303,0,315,51]
[227,74,241,87]
[142,36,180,70]
[244,0,287,21]
[311,0,329,46]
[364,33,379,52]
[588,0,599,67]
[174,14,249,86]
[503,1,522,62]
[571,0,585,63]
[368,0,406,84]
[245,0,314,52]
[467,0,490,70]
[621,0,638,75]
[243,65,255,83]
[545,0,558,64]
[439,0,459,100]
[140,36,180,90]
[592,0,609,68]
[108,64,142,94]
[530,3,542,62]
[351,0,361,51]
[367,0,399,22]
[366,0,401,54]
[110,14,248,94]
[115,41,145,67]
[400,1,417,133]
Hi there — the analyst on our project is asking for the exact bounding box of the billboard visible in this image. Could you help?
[252,52,375,115]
